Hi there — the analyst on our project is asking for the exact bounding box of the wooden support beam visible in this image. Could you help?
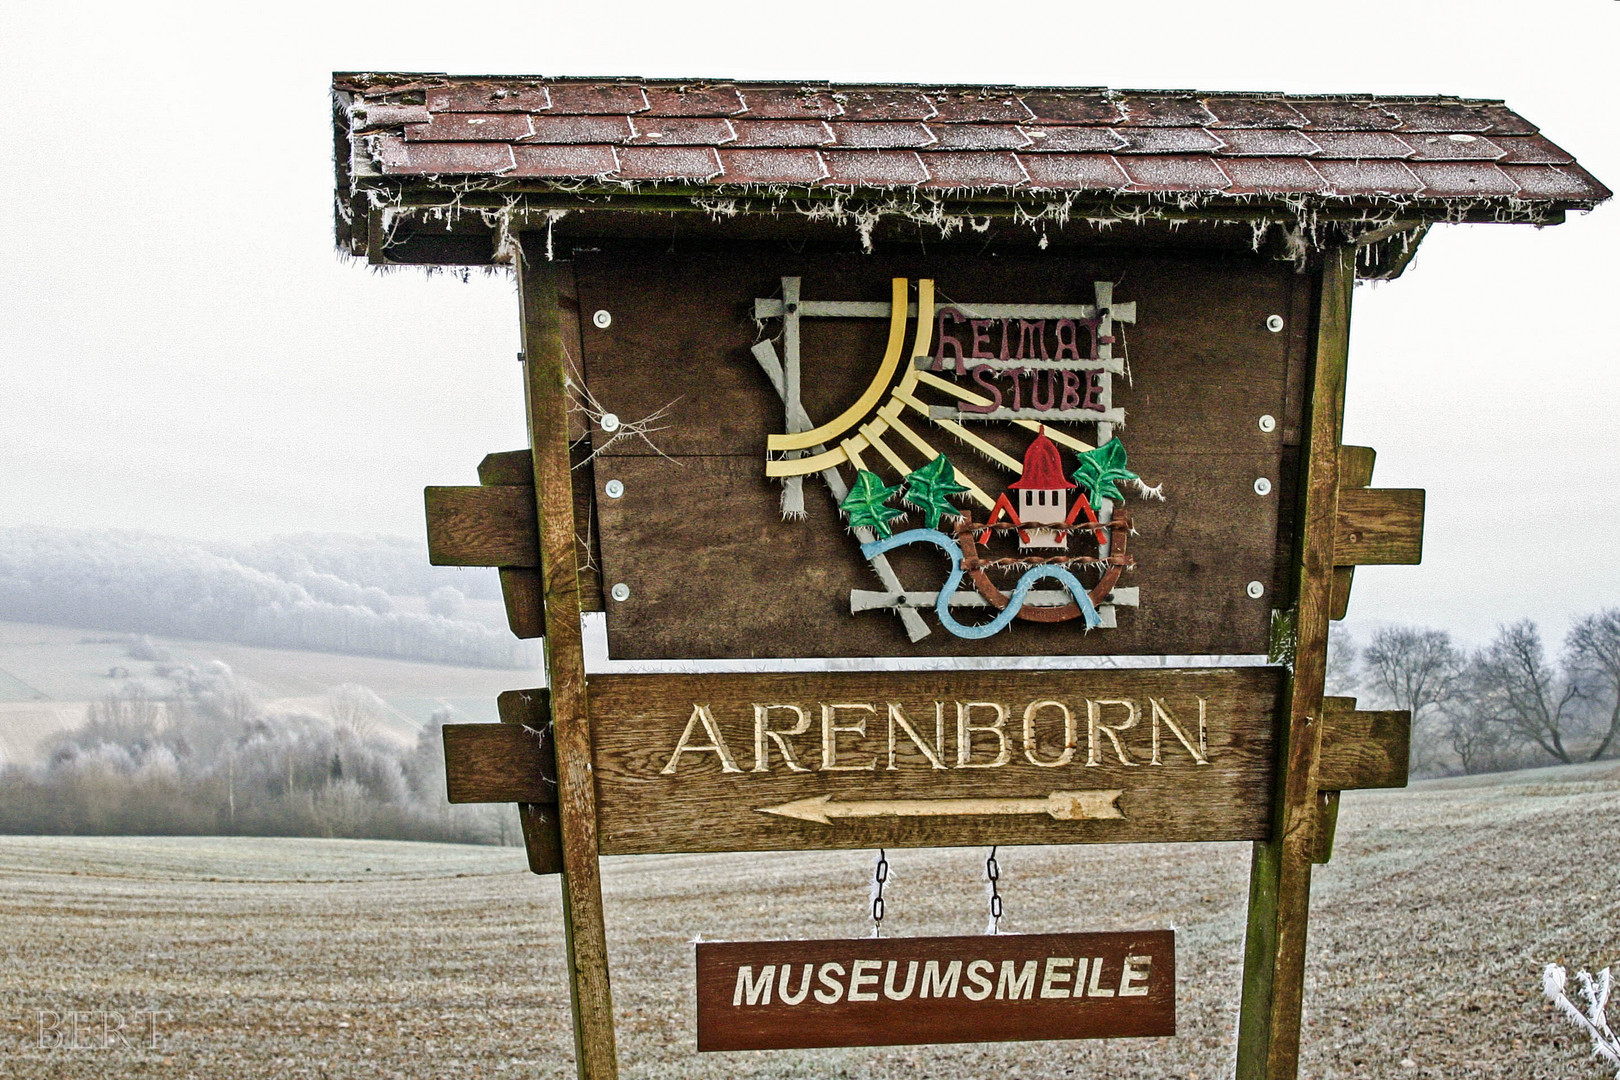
[1330,446,1376,621]
[479,450,547,639]
[479,449,535,486]
[1236,246,1352,1080]
[425,444,603,636]
[1310,791,1340,865]
[499,688,564,876]
[1309,698,1411,865]
[519,242,619,1080]
[1318,700,1411,791]
[1334,488,1425,566]
[443,722,557,804]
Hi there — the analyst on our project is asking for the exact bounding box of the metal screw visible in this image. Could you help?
[610,583,630,602]
[1246,581,1265,599]
[1258,414,1276,432]
[599,412,621,433]
[1254,477,1272,496]
[604,479,624,499]
[592,309,612,329]
[1265,314,1284,333]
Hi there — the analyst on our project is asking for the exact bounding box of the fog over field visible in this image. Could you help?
[0,527,530,669]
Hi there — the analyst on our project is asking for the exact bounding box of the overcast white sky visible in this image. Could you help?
[1,0,1614,651]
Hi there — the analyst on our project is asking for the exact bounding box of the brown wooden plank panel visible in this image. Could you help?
[573,242,1303,660]
[587,667,1284,856]
[594,451,1283,659]
[1319,706,1410,790]
[424,486,538,567]
[696,931,1175,1051]
[442,723,556,804]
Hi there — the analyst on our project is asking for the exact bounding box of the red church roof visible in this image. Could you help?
[1007,429,1075,491]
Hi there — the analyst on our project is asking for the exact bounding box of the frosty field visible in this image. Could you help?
[2,765,1616,1079]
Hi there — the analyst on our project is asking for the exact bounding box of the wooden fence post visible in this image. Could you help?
[1234,245,1353,1079]
[517,236,619,1080]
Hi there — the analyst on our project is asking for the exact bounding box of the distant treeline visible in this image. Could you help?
[1332,612,1620,776]
[0,527,534,668]
[0,663,518,844]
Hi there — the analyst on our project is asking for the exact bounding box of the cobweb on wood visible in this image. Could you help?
[560,339,681,467]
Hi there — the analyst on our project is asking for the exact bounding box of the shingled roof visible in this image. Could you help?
[332,75,1608,270]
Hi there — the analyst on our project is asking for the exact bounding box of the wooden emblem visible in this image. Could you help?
[766,277,1159,641]
[696,931,1175,1051]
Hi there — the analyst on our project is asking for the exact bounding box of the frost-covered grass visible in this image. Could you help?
[2,766,1617,1078]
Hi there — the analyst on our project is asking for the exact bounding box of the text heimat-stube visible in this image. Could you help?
[696,931,1175,1050]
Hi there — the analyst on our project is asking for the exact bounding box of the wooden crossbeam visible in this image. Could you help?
[424,447,602,637]
[1310,696,1411,867]
[425,486,539,567]
[1330,446,1375,620]
[478,450,546,639]
[497,690,563,875]
[1334,488,1425,566]
[443,722,557,804]
[1318,698,1410,791]
[440,690,564,873]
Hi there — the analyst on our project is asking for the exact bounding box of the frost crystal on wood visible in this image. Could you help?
[1544,963,1620,1078]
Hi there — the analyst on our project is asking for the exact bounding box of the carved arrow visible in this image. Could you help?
[757,790,1125,825]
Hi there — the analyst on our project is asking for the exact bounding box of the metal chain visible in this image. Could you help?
[870,849,889,938]
[985,846,1003,934]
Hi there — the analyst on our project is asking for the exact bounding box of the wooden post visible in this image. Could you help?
[517,236,619,1080]
[1234,246,1353,1079]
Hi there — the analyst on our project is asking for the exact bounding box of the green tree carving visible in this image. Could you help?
[839,469,906,539]
[903,453,970,532]
[1071,438,1141,507]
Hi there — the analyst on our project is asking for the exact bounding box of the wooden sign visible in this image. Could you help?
[588,667,1283,855]
[333,68,1596,1080]
[696,931,1175,1051]
[577,248,1308,661]
[413,241,1424,1080]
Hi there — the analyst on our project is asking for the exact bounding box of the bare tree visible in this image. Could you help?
[1471,620,1582,765]
[1565,608,1620,761]
[83,682,168,741]
[327,683,388,741]
[1362,625,1464,772]
[1434,695,1510,775]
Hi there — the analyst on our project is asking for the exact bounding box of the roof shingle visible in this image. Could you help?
[334,75,1609,239]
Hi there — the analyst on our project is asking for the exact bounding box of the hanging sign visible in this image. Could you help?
[587,666,1282,856]
[696,930,1175,1051]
